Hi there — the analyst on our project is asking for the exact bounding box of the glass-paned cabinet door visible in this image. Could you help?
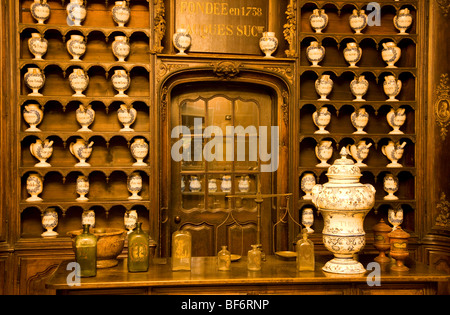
[172,89,273,212]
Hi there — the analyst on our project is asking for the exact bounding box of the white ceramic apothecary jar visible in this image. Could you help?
[387,108,407,134]
[112,36,130,62]
[70,138,94,167]
[76,104,95,132]
[189,176,202,192]
[41,208,59,238]
[67,0,87,26]
[383,173,399,200]
[388,208,403,230]
[312,106,331,134]
[343,42,362,68]
[124,210,138,234]
[259,32,279,58]
[28,33,48,60]
[117,104,137,132]
[309,9,328,33]
[76,175,90,201]
[351,108,369,134]
[67,34,86,61]
[302,208,315,234]
[30,0,51,24]
[82,209,95,228]
[23,104,44,132]
[238,176,250,193]
[349,9,368,34]
[131,138,149,166]
[24,67,45,96]
[381,42,401,68]
[173,29,192,55]
[306,41,325,67]
[383,75,402,102]
[112,1,131,27]
[394,8,413,35]
[128,172,143,200]
[69,68,89,97]
[315,75,333,101]
[26,173,44,202]
[350,75,369,102]
[221,175,232,192]
[315,140,333,167]
[301,173,316,200]
[382,141,406,168]
[347,140,372,167]
[112,69,130,97]
[208,178,218,193]
[311,148,376,274]
[30,139,54,167]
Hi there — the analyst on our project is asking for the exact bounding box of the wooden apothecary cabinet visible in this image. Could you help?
[0,0,449,294]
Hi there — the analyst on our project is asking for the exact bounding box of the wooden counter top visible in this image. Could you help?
[46,255,450,295]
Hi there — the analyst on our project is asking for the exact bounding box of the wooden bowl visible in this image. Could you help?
[68,228,127,269]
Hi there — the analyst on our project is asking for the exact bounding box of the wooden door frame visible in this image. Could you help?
[156,60,294,257]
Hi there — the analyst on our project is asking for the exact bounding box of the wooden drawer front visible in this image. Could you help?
[150,284,347,295]
[356,283,436,295]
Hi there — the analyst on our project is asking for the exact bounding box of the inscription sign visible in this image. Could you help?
[175,0,269,55]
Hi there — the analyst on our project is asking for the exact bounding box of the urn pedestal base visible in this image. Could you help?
[322,257,366,274]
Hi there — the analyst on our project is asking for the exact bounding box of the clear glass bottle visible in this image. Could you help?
[75,224,97,278]
[296,230,315,271]
[128,222,149,272]
[217,246,231,271]
[171,229,192,271]
[247,244,262,271]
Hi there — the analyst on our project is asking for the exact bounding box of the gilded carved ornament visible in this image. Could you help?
[435,73,450,141]
[284,0,297,57]
[436,193,450,229]
[436,0,450,16]
[152,0,166,53]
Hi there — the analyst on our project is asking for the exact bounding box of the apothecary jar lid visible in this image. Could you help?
[312,147,376,211]
[326,147,362,183]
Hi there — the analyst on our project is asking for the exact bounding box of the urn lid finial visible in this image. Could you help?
[326,146,362,179]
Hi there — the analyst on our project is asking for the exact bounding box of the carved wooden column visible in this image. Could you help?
[423,0,450,281]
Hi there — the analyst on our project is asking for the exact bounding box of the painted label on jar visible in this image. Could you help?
[26,75,44,87]
[42,216,57,226]
[69,41,86,54]
[114,43,130,55]
[129,176,142,187]
[33,6,50,18]
[113,76,129,88]
[132,145,148,156]
[344,49,360,62]
[307,48,324,60]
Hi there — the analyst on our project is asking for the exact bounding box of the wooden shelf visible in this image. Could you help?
[20,199,151,213]
[19,23,151,38]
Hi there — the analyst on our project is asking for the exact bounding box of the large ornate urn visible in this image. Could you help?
[312,148,376,274]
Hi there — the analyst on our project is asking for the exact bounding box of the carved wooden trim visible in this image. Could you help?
[26,264,59,295]
[435,73,450,141]
[436,192,450,229]
[212,61,241,80]
[157,60,189,83]
[436,0,450,16]
[152,0,166,54]
[160,86,169,122]
[283,0,297,58]
[264,66,294,85]
[281,90,289,126]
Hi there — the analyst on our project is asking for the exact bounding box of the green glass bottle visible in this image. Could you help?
[128,222,149,272]
[75,224,97,278]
